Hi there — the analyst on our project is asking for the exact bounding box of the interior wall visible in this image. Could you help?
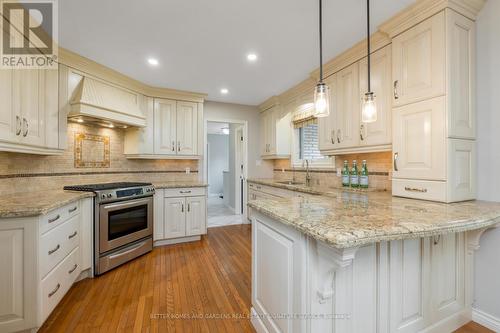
[207,134,229,196]
[474,0,500,323]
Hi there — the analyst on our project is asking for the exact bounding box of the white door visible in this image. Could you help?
[359,45,392,147]
[0,68,18,143]
[392,12,445,107]
[176,101,198,156]
[164,197,186,239]
[154,98,177,155]
[318,74,338,151]
[15,70,45,146]
[336,62,360,149]
[185,196,207,236]
[392,97,446,181]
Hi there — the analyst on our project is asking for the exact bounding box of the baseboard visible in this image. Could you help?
[420,309,470,333]
[251,307,269,333]
[473,308,500,332]
[154,236,201,246]
[208,219,244,228]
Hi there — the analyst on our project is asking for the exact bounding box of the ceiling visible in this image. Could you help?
[59,0,415,106]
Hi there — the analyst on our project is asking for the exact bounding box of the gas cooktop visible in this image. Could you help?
[64,182,152,192]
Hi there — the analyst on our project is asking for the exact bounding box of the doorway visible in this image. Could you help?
[204,120,248,227]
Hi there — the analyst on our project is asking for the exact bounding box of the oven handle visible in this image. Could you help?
[101,197,153,211]
[108,240,149,260]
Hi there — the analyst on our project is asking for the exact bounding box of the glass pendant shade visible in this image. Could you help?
[362,92,377,123]
[314,82,330,118]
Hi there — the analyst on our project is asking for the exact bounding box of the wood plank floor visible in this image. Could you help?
[39,224,492,333]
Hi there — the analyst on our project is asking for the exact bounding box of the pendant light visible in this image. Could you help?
[361,0,377,123]
[314,0,330,118]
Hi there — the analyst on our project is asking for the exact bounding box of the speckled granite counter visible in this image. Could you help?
[0,190,94,218]
[153,181,208,189]
[247,179,500,248]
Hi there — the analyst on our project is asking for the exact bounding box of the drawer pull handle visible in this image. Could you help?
[48,214,60,223]
[48,283,60,297]
[48,244,60,255]
[68,231,78,239]
[68,264,78,274]
[180,190,191,194]
[404,187,427,193]
[68,206,78,213]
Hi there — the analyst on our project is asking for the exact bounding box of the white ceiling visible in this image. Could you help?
[59,0,415,106]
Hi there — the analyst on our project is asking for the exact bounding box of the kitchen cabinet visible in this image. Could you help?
[164,197,186,239]
[336,62,360,149]
[124,98,203,159]
[185,196,207,236]
[259,104,291,159]
[318,74,337,151]
[0,68,61,154]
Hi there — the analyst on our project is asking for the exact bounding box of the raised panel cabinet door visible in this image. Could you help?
[185,196,207,236]
[164,197,186,239]
[359,45,392,147]
[268,107,277,155]
[336,62,360,149]
[176,101,198,156]
[0,68,19,143]
[259,112,267,156]
[153,98,177,155]
[318,74,337,151]
[43,68,60,149]
[392,11,446,107]
[392,97,446,181]
[15,69,45,146]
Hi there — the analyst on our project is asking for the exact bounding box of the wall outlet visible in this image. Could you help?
[336,169,341,177]
[185,167,190,174]
[282,168,285,173]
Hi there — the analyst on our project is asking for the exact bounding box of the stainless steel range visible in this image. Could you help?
[64,182,155,275]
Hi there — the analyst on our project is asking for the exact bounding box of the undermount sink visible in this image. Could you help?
[276,181,305,186]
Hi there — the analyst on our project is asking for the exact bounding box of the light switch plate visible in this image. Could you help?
[185,167,190,174]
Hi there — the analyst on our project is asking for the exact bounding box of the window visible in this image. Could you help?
[292,123,333,168]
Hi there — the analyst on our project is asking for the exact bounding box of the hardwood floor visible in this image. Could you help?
[39,224,493,333]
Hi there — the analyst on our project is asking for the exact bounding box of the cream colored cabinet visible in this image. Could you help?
[259,104,291,159]
[336,63,360,149]
[318,74,337,151]
[164,197,186,239]
[0,68,61,154]
[359,45,392,147]
[392,11,446,107]
[185,196,207,236]
[154,98,177,155]
[176,101,199,155]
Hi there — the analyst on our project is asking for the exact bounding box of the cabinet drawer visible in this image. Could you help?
[392,179,446,202]
[40,201,80,235]
[40,246,80,323]
[164,187,205,197]
[40,215,80,278]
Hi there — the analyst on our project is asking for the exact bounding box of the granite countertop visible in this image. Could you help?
[247,179,500,249]
[153,181,208,189]
[0,190,95,218]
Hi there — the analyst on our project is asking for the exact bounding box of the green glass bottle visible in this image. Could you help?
[342,160,350,187]
[360,160,369,189]
[350,160,359,188]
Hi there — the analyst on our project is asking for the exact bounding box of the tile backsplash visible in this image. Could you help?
[0,123,199,194]
[273,151,392,191]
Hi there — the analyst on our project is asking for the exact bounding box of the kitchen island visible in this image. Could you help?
[247,186,500,333]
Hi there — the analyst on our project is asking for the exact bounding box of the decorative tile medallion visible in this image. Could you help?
[74,133,110,168]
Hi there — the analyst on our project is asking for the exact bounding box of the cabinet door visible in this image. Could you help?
[336,62,360,149]
[164,197,186,239]
[186,196,207,236]
[392,97,446,180]
[176,101,198,156]
[260,110,272,156]
[359,45,392,147]
[154,98,177,155]
[14,70,45,146]
[318,74,338,151]
[392,12,445,107]
[0,69,18,143]
[267,106,277,155]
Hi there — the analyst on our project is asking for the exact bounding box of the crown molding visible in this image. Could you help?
[379,0,486,38]
[258,95,281,111]
[58,48,207,103]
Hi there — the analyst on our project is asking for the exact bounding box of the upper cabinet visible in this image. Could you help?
[259,103,291,159]
[0,68,61,155]
[125,98,203,159]
[335,62,360,149]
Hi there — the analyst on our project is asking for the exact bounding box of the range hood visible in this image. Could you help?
[69,76,146,127]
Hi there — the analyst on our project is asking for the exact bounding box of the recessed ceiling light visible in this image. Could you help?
[247,53,258,62]
[220,88,229,95]
[147,58,159,66]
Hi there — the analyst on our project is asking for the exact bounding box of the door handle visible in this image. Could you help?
[394,80,399,100]
[181,203,184,212]
[22,118,28,137]
[360,124,365,141]
[337,129,341,143]
[187,203,190,212]
[15,116,21,135]
[172,141,175,152]
[394,152,399,172]
[177,141,181,152]
[331,130,335,144]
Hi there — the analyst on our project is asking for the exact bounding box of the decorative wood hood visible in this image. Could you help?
[69,76,146,127]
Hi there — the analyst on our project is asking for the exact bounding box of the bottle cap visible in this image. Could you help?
[353,160,357,163]
[362,160,366,163]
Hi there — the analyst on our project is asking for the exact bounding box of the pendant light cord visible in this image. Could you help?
[319,0,323,83]
[367,0,371,92]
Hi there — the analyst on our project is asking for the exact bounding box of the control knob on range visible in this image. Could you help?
[107,193,113,198]
[101,194,106,199]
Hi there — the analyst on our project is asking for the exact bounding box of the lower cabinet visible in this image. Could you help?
[154,187,207,243]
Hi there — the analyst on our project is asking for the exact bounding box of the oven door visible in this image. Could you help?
[99,196,153,253]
